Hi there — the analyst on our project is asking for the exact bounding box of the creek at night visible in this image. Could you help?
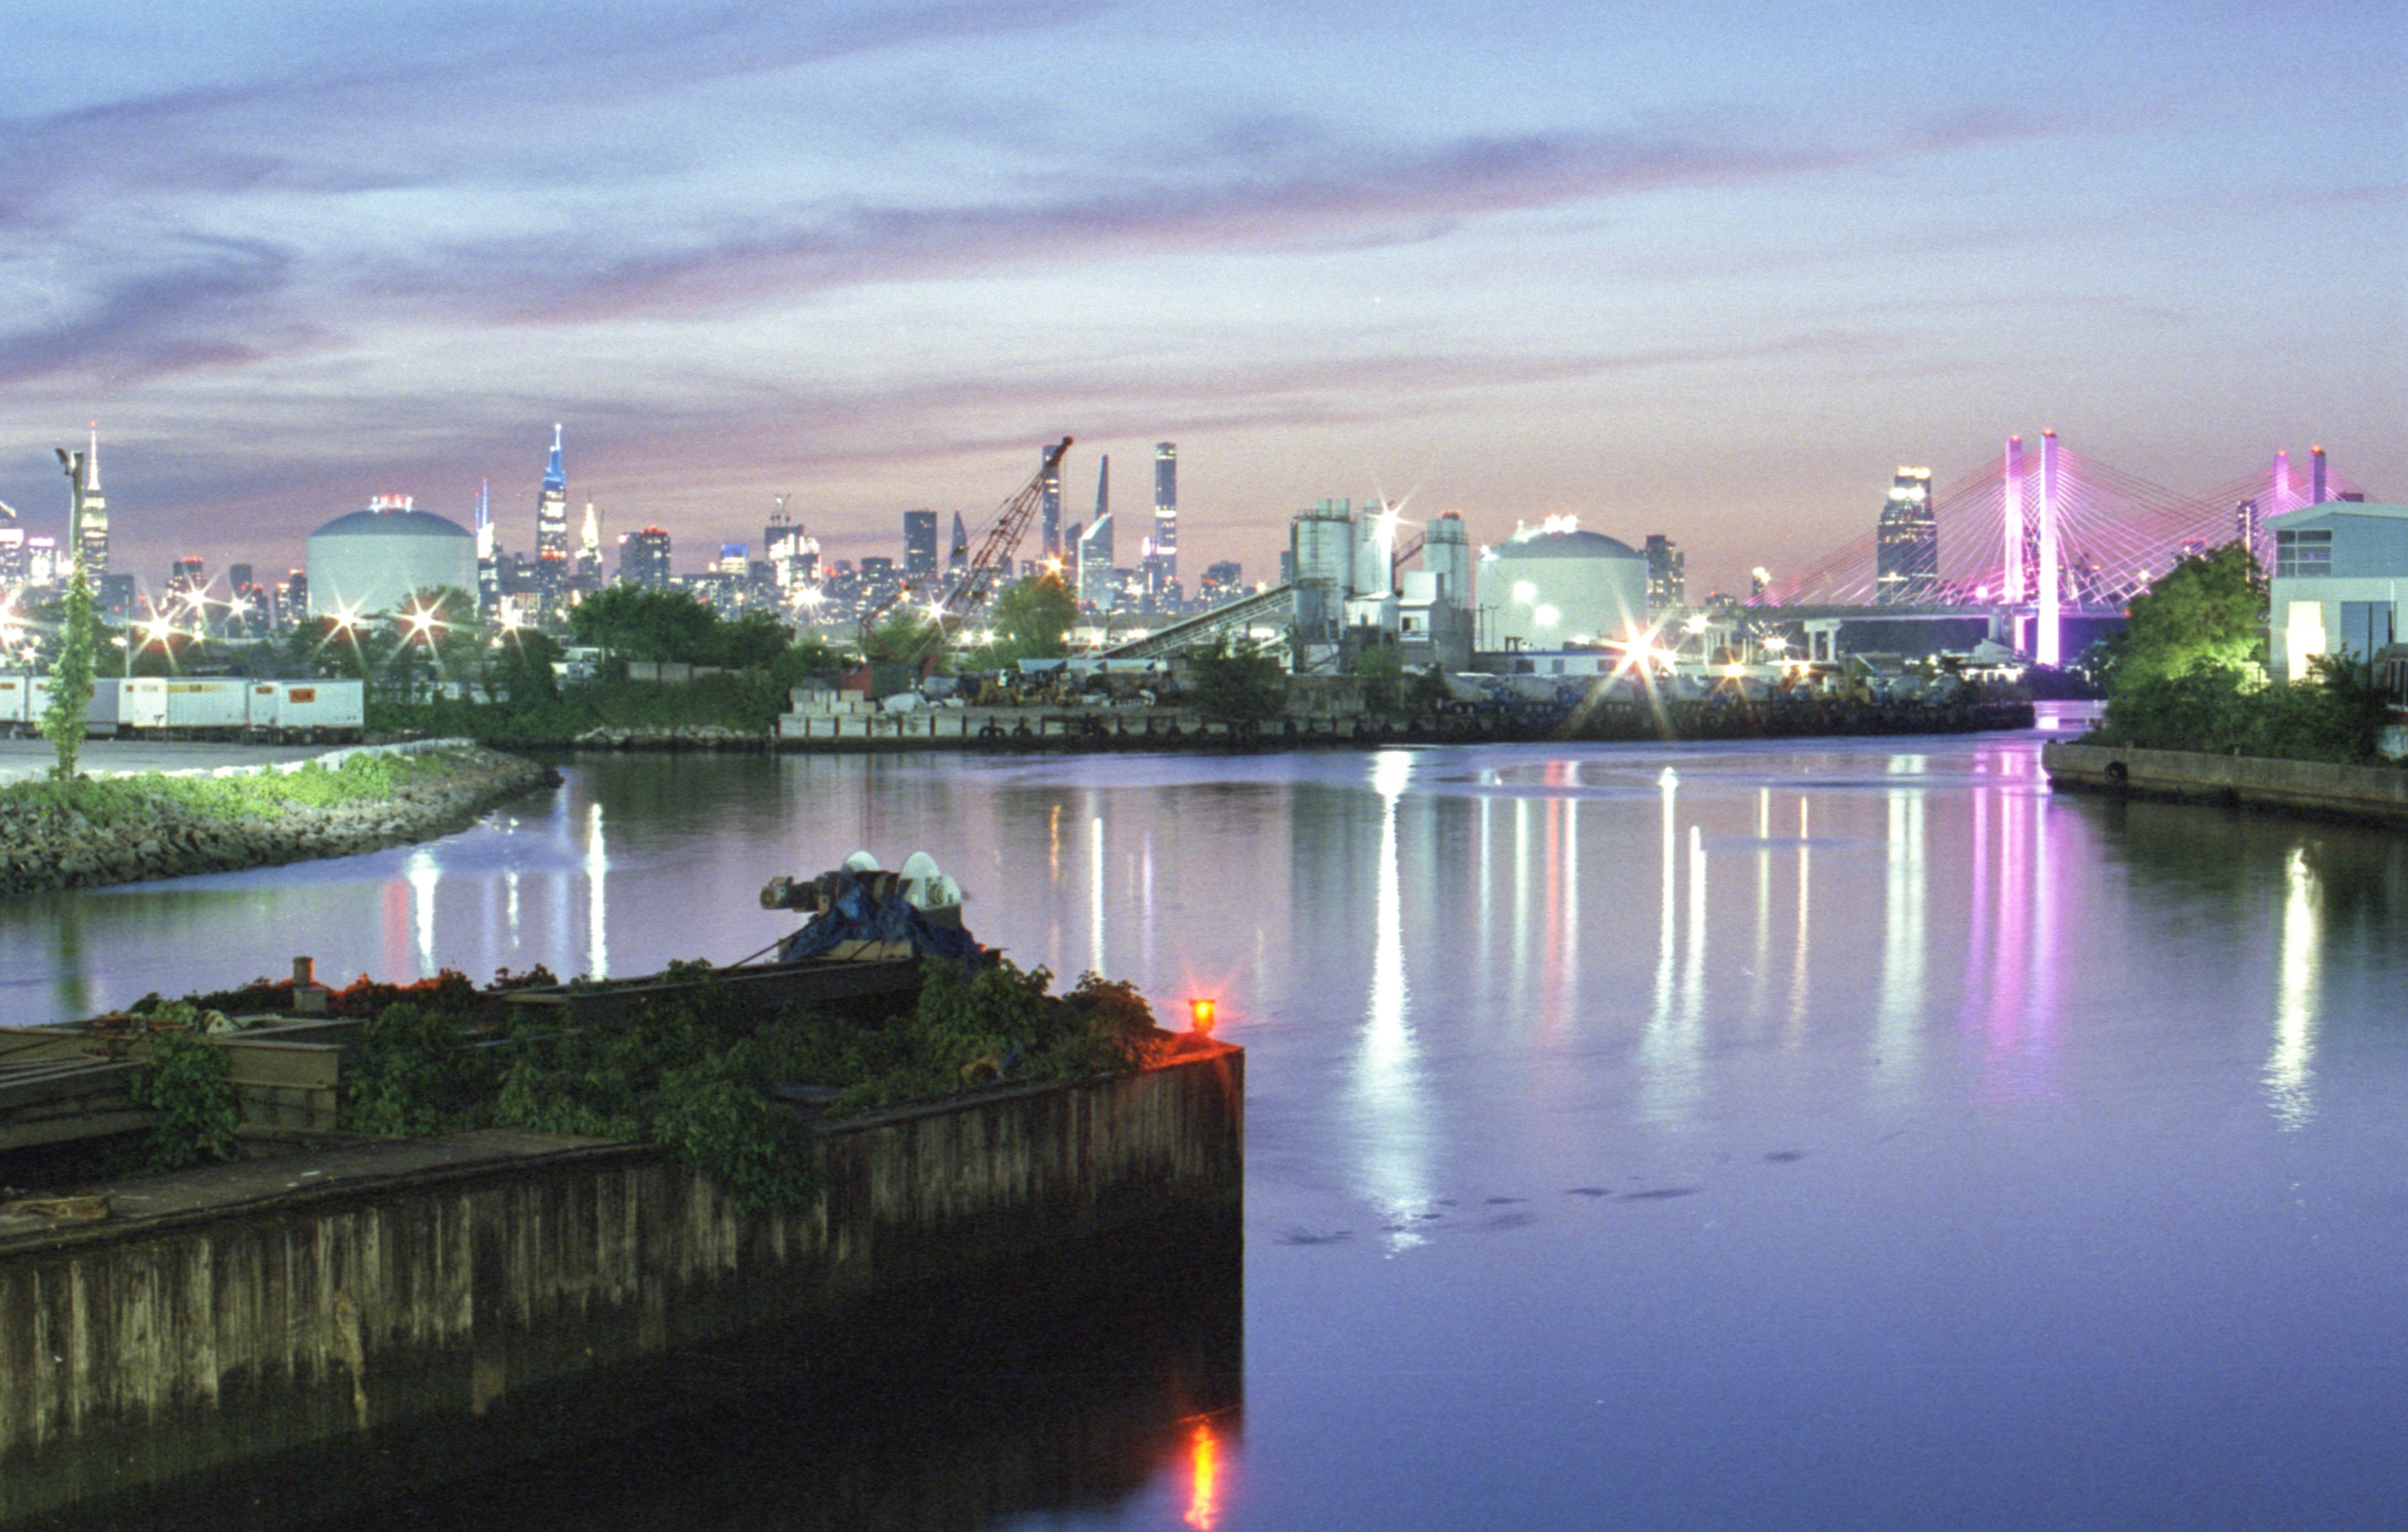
[6,712,2406,1530]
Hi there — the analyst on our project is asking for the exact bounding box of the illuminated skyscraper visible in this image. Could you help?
[1146,441,1178,590]
[1642,534,1685,609]
[619,526,672,587]
[766,509,819,592]
[948,512,969,576]
[1079,455,1116,609]
[573,501,604,596]
[903,509,939,577]
[1874,466,1938,606]
[0,501,20,586]
[75,427,108,576]
[474,480,498,613]
[534,424,568,598]
[1039,448,1063,559]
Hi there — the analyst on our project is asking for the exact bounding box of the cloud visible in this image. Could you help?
[387,113,2051,326]
[0,238,314,384]
[0,2,1114,225]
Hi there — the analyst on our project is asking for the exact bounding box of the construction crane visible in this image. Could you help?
[858,437,1073,659]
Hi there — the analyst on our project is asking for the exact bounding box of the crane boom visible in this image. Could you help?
[943,436,1072,623]
[858,437,1073,651]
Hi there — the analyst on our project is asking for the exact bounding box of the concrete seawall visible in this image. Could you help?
[2042,742,2408,822]
[0,1043,1242,1527]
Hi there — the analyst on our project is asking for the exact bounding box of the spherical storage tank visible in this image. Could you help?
[1485,519,1647,650]
[305,496,476,617]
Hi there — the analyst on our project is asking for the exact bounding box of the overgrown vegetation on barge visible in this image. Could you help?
[129,959,1167,1210]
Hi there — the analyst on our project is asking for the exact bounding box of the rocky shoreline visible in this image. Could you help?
[0,747,560,897]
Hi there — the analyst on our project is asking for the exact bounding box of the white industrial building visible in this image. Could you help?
[2266,499,2407,682]
[1287,500,1477,672]
[305,496,477,617]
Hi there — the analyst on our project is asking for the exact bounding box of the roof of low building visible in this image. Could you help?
[1488,528,1642,561]
[309,507,474,540]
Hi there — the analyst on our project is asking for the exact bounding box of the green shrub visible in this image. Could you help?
[651,1057,824,1211]
[341,1002,496,1135]
[130,1028,241,1170]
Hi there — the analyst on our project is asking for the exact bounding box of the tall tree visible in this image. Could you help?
[2115,543,2267,687]
[40,559,96,779]
[990,572,1076,662]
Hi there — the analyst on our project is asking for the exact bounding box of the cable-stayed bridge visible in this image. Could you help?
[1752,438,2367,664]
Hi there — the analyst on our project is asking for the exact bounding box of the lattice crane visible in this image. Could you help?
[859,437,1073,656]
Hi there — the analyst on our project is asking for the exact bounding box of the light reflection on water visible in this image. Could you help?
[6,727,2408,1526]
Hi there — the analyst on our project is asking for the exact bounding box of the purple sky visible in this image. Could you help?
[3,0,2401,598]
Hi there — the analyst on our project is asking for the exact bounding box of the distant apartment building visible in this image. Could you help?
[1643,534,1685,610]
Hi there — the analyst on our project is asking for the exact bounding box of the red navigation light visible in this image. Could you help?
[1188,997,1217,1035]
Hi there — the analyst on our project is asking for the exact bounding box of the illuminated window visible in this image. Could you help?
[2275,529,2331,579]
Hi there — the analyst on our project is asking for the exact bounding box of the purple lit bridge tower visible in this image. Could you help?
[1756,436,2362,665]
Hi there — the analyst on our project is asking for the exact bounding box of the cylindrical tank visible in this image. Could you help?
[1352,498,1392,597]
[1290,501,1355,640]
[1424,511,1473,610]
[1487,525,1647,650]
[306,497,477,617]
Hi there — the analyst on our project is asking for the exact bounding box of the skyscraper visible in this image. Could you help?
[0,500,20,586]
[75,427,108,576]
[619,526,672,587]
[474,480,499,613]
[766,509,819,592]
[534,424,568,599]
[1080,455,1115,609]
[1642,534,1685,610]
[948,512,969,576]
[575,502,603,593]
[1874,467,1938,606]
[1147,441,1178,591]
[1039,448,1063,560]
[903,509,939,577]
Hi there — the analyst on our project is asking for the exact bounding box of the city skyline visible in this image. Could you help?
[1,2,2399,594]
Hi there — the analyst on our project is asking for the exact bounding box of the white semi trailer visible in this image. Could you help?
[0,676,119,738]
[1,675,363,741]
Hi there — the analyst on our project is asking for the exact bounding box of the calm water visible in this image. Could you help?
[8,718,2408,1530]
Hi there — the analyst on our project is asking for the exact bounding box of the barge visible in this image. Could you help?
[0,851,1245,1529]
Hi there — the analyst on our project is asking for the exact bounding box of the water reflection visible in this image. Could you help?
[2267,846,2320,1129]
[584,800,608,981]
[1877,755,1926,1094]
[1184,1419,1225,1531]
[10,742,2408,1529]
[1351,750,1435,1252]
[1638,767,1701,1126]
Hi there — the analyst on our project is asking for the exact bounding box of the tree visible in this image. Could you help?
[1184,635,1288,722]
[386,587,483,703]
[861,609,940,666]
[705,609,793,671]
[570,585,718,664]
[1350,645,1405,715]
[285,612,394,680]
[488,627,565,703]
[990,572,1076,664]
[2115,543,2266,687]
[40,559,96,779]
